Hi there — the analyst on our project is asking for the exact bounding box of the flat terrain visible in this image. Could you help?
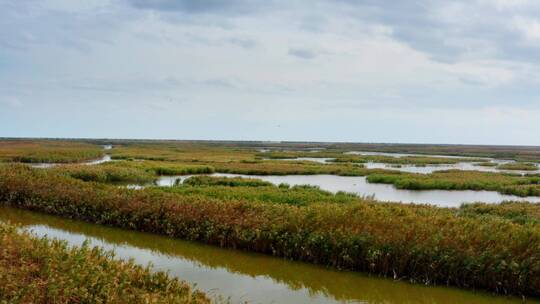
[1,138,540,302]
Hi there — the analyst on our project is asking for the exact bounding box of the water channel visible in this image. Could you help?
[0,206,531,304]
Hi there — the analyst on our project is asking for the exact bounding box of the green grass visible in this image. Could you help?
[47,161,215,184]
[459,202,540,225]
[0,140,104,163]
[2,165,540,297]
[210,160,378,176]
[259,151,485,165]
[105,160,215,176]
[183,175,274,187]
[51,163,156,184]
[7,139,538,198]
[161,176,364,206]
[0,221,210,303]
[475,162,498,167]
[497,162,539,171]
[366,170,540,197]
[332,155,485,165]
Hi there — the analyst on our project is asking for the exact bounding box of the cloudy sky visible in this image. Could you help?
[1,0,540,145]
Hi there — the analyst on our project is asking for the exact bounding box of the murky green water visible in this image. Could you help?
[0,206,535,304]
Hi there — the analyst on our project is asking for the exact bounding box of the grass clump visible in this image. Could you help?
[366,170,540,197]
[183,175,273,187]
[162,177,362,206]
[497,162,539,171]
[51,163,156,184]
[0,221,209,303]
[109,160,215,176]
[475,162,498,167]
[151,164,214,175]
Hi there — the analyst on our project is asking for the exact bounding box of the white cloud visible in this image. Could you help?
[0,0,539,144]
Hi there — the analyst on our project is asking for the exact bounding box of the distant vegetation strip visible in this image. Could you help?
[47,161,215,184]
[260,151,485,165]
[1,165,540,297]
[52,163,156,184]
[475,162,498,167]
[0,221,210,303]
[0,140,104,163]
[497,162,539,171]
[367,170,540,197]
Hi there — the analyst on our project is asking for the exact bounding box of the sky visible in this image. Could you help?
[1,0,540,145]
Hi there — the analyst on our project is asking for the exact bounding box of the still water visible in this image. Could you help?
[30,154,112,168]
[263,157,335,164]
[30,144,113,168]
[343,151,484,159]
[0,206,531,304]
[148,173,540,207]
[270,151,540,175]
[361,162,540,175]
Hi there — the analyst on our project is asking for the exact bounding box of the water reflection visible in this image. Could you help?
[343,151,484,159]
[263,157,335,164]
[362,162,540,175]
[30,154,112,168]
[144,173,540,207]
[267,151,540,175]
[0,207,530,304]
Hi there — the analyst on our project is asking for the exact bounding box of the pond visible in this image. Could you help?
[0,206,530,304]
[143,173,540,207]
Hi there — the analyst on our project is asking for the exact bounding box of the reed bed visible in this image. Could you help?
[110,144,255,163]
[325,143,540,162]
[51,163,156,184]
[166,176,362,205]
[106,160,215,176]
[183,175,273,187]
[497,162,539,171]
[459,201,540,225]
[367,170,540,197]
[0,140,104,163]
[475,162,498,167]
[259,151,485,165]
[211,161,373,176]
[0,221,210,303]
[48,161,215,184]
[334,155,484,165]
[1,165,540,298]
